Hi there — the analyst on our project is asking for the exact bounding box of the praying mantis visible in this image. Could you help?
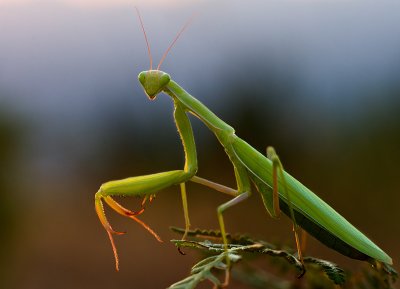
[94,8,392,286]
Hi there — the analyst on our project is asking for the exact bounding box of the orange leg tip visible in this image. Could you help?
[114,255,120,271]
[127,214,163,242]
[114,261,120,272]
[152,232,163,243]
[105,230,121,271]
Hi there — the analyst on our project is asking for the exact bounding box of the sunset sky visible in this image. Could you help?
[0,0,347,8]
[0,0,200,7]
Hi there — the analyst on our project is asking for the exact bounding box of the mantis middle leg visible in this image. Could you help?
[178,176,240,255]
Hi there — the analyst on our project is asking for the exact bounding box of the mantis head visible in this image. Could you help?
[138,70,171,100]
[135,7,194,99]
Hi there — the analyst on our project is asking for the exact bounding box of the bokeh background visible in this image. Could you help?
[0,0,399,288]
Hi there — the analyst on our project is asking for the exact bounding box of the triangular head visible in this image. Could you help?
[138,70,171,100]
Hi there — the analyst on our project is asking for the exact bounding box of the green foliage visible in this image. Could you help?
[303,257,346,285]
[169,227,397,289]
[168,249,241,289]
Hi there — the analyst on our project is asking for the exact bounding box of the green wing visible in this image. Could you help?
[231,136,392,265]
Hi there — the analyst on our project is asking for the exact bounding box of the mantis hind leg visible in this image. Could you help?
[266,146,306,276]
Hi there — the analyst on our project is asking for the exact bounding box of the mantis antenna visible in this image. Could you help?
[157,13,196,70]
[135,7,153,70]
[135,7,195,70]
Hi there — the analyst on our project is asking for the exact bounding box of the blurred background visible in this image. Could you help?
[0,0,399,288]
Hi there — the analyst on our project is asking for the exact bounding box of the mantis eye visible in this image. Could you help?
[138,72,146,85]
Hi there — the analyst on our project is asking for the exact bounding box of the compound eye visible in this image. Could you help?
[138,72,146,85]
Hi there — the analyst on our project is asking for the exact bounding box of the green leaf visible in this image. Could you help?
[169,228,396,289]
[304,256,346,285]
[168,252,240,289]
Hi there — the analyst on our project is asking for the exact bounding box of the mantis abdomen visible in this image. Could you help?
[232,136,391,264]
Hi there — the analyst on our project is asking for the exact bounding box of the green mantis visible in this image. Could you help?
[94,9,393,286]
